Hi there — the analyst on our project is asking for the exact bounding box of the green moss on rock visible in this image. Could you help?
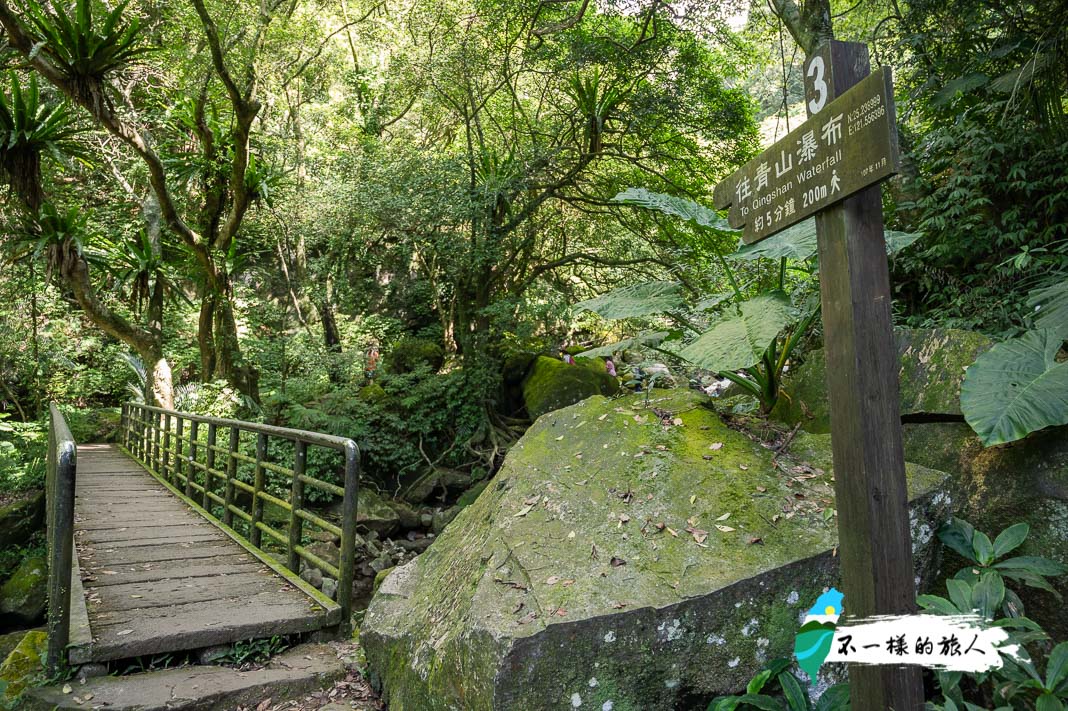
[773,328,993,433]
[354,489,401,535]
[0,556,47,627]
[0,630,46,701]
[386,337,445,374]
[902,420,1068,640]
[521,356,619,420]
[357,382,388,404]
[0,491,44,549]
[362,390,952,710]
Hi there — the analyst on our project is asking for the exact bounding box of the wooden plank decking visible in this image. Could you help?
[71,444,336,663]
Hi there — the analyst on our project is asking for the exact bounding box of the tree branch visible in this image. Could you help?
[0,0,206,264]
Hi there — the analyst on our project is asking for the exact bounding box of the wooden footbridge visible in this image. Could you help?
[45,403,360,672]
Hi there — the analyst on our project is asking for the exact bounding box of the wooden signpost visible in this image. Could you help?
[714,41,923,711]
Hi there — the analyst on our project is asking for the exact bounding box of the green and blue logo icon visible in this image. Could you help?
[793,588,844,682]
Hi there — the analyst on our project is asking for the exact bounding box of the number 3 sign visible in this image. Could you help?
[807,54,828,115]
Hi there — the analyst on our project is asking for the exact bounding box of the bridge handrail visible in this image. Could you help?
[120,402,360,627]
[46,403,77,674]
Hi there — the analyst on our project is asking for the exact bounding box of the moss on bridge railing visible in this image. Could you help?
[120,402,361,628]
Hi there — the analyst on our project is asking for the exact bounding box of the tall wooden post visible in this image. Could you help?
[809,41,922,711]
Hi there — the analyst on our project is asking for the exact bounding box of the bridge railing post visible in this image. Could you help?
[202,422,214,511]
[162,413,172,483]
[287,441,307,574]
[45,404,76,675]
[153,410,162,474]
[250,433,268,548]
[337,440,360,630]
[223,426,239,527]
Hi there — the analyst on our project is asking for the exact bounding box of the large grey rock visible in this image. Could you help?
[0,556,47,628]
[773,328,993,433]
[362,390,952,710]
[902,421,1068,640]
[0,491,44,549]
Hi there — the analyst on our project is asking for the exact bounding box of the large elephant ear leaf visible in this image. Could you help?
[960,329,1068,446]
[573,281,685,320]
[578,331,675,358]
[730,218,920,262]
[1027,278,1068,339]
[679,292,794,372]
[612,188,734,232]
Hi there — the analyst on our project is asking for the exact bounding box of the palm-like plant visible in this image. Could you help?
[24,0,152,85]
[565,68,631,154]
[17,201,95,281]
[0,71,85,209]
[100,230,188,316]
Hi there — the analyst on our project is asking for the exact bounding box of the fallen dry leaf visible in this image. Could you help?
[686,526,709,544]
[116,629,134,636]
[709,442,724,450]
[739,464,749,470]
[672,417,683,426]
[756,486,767,493]
[715,512,731,521]
[610,556,626,567]
[689,494,697,505]
[514,504,534,517]
[546,576,560,585]
[715,524,735,533]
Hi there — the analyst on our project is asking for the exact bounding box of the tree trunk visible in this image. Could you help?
[206,273,259,402]
[198,294,216,380]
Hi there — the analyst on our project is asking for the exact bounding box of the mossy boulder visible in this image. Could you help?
[0,557,47,628]
[386,337,446,374]
[0,630,46,701]
[774,328,993,433]
[521,356,619,420]
[362,390,952,710]
[357,382,388,404]
[0,491,44,548]
[355,488,402,535]
[901,421,1068,640]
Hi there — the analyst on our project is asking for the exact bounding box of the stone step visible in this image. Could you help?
[25,643,345,711]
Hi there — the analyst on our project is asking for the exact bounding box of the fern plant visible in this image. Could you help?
[24,0,152,84]
[16,202,98,280]
[0,71,85,209]
[99,230,187,316]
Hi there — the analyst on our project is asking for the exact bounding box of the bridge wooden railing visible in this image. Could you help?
[46,403,77,674]
[120,402,361,625]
